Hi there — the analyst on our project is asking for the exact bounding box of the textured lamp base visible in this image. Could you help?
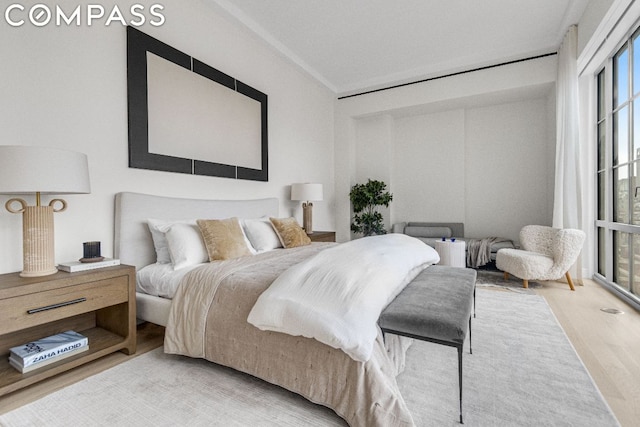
[21,205,58,277]
[302,202,313,234]
[6,197,66,278]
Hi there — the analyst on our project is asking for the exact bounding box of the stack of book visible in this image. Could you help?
[9,330,89,373]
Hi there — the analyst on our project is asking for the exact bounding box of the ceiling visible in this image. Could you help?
[209,0,591,96]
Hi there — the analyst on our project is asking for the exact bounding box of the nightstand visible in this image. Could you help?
[0,264,136,397]
[309,231,336,242]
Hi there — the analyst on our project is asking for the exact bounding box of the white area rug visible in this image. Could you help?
[0,290,619,426]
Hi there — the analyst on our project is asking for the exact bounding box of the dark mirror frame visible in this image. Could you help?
[126,26,268,182]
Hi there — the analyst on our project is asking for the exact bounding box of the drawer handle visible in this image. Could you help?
[27,297,87,314]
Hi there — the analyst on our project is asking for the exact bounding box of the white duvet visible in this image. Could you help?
[247,234,440,362]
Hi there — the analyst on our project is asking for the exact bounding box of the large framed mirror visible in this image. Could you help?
[127,26,268,181]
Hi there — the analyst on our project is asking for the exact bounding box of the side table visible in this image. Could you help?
[0,265,136,397]
[434,239,466,268]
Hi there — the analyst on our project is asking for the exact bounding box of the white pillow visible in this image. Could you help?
[241,224,258,255]
[159,222,208,270]
[147,218,195,264]
[241,218,282,253]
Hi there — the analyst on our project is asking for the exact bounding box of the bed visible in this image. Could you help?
[114,192,438,427]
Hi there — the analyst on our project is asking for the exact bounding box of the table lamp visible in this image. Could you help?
[291,183,323,234]
[0,145,90,277]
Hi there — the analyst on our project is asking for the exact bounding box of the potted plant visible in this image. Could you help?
[349,179,393,236]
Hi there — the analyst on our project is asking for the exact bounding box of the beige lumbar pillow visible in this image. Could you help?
[269,217,311,248]
[197,217,253,261]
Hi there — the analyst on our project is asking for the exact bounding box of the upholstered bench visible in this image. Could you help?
[379,265,477,424]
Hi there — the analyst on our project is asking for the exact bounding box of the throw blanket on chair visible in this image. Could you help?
[466,237,512,268]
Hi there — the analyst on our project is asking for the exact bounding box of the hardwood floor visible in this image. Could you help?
[537,278,640,427]
[1,281,639,426]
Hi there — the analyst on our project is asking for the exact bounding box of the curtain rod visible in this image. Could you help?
[337,52,558,100]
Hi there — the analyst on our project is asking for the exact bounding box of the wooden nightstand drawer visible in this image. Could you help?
[0,276,129,335]
[309,231,336,242]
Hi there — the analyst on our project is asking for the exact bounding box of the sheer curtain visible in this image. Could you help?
[553,25,583,282]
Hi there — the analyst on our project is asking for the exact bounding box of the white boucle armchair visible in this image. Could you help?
[495,225,586,290]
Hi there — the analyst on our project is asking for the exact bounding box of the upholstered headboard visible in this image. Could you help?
[114,192,279,270]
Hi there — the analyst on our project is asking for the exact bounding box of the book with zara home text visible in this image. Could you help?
[9,330,88,368]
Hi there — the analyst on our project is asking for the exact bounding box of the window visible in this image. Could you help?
[596,27,640,303]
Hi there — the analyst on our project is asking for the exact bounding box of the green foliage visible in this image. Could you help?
[349,179,393,236]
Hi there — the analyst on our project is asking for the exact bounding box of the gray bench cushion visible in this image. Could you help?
[379,265,476,345]
[379,264,477,424]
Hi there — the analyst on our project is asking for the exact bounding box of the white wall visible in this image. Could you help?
[464,98,553,239]
[355,115,394,185]
[0,0,335,274]
[392,110,466,224]
[577,0,615,57]
[355,97,553,243]
[335,56,557,243]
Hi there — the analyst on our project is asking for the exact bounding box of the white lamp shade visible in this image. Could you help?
[0,145,90,194]
[291,183,323,201]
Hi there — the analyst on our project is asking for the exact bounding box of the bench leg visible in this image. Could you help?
[468,316,472,355]
[458,345,464,424]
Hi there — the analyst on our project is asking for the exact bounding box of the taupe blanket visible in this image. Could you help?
[164,244,414,427]
[466,237,513,268]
